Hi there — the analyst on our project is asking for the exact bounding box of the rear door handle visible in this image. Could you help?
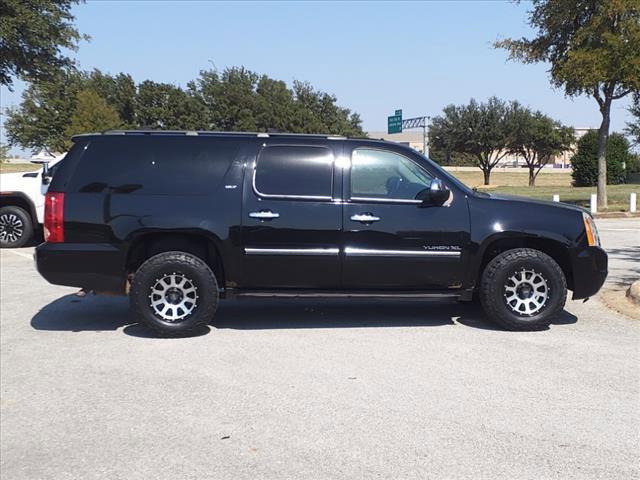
[249,210,280,220]
[350,213,380,223]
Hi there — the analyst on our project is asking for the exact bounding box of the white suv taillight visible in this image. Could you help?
[44,192,64,242]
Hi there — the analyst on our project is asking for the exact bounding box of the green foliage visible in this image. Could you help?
[627,93,640,146]
[429,97,517,184]
[571,131,631,186]
[0,0,86,89]
[0,142,9,162]
[508,105,574,185]
[495,0,640,102]
[63,89,121,149]
[4,69,84,152]
[428,145,476,167]
[496,0,640,204]
[189,67,364,136]
[84,70,137,127]
[137,80,206,130]
[5,66,365,152]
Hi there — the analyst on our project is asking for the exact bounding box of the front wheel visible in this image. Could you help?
[480,248,567,331]
[0,206,33,248]
[130,251,219,335]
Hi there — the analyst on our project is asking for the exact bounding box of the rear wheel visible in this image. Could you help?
[0,206,33,248]
[480,248,567,331]
[130,251,219,335]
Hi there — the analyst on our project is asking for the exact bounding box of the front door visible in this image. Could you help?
[240,140,343,289]
[341,145,470,290]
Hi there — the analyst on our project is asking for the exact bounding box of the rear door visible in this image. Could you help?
[239,139,343,289]
[341,144,470,289]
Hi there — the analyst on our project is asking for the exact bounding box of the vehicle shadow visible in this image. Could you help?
[30,294,578,338]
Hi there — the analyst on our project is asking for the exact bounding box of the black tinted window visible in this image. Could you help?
[254,145,333,198]
[68,136,240,195]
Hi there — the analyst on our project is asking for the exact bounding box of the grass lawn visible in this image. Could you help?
[449,169,639,212]
[0,163,41,174]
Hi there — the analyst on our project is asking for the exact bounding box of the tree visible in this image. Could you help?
[571,131,630,186]
[6,65,366,151]
[0,0,86,89]
[63,89,122,149]
[84,70,137,127]
[190,66,365,136]
[496,0,640,209]
[136,80,205,130]
[508,106,574,186]
[626,93,640,146]
[429,97,516,185]
[4,69,84,153]
[0,142,9,162]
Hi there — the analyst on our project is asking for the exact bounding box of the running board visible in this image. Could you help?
[226,289,472,300]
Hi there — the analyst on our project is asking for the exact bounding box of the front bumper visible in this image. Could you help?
[571,246,608,300]
[35,242,126,293]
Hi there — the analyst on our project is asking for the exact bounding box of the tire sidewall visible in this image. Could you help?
[0,206,33,248]
[130,252,218,334]
[481,251,567,329]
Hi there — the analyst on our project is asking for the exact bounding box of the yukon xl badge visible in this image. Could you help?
[424,245,461,251]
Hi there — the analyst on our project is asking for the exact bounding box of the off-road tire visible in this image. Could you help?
[480,248,567,331]
[130,251,219,335]
[0,206,33,248]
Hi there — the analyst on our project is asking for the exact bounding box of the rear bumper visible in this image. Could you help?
[571,246,608,300]
[35,242,126,293]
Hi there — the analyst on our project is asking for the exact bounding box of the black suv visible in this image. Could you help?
[35,131,607,333]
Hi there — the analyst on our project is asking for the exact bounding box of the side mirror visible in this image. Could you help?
[31,160,52,185]
[416,179,450,207]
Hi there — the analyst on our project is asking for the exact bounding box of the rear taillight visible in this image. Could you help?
[44,192,64,242]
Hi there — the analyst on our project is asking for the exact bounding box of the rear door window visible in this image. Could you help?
[67,136,240,195]
[254,145,334,199]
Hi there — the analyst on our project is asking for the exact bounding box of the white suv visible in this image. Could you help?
[0,157,64,248]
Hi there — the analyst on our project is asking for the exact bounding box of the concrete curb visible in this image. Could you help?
[626,280,640,305]
[593,212,640,219]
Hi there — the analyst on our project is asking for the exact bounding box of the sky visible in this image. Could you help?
[0,0,634,155]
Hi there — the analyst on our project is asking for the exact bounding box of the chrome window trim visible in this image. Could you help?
[252,144,335,201]
[344,247,460,258]
[245,248,339,256]
[350,196,422,204]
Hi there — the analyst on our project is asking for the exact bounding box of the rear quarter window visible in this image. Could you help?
[67,136,240,195]
[254,145,334,198]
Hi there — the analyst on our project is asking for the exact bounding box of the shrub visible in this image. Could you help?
[571,131,631,186]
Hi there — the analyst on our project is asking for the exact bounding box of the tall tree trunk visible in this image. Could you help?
[597,99,611,210]
[483,167,491,185]
[528,167,536,187]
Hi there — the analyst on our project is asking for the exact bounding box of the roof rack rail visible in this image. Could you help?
[84,130,355,140]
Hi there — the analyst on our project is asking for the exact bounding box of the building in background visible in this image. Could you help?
[368,128,592,168]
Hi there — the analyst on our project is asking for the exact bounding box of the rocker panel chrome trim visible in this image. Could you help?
[344,247,460,258]
[244,248,339,256]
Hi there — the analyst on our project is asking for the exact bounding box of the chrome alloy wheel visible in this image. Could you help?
[503,269,549,316]
[0,213,24,244]
[149,273,198,322]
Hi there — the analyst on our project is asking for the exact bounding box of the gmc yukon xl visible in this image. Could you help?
[35,131,608,333]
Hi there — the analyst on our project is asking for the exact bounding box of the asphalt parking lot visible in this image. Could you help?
[1,219,638,480]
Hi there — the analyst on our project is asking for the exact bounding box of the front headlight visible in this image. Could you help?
[582,212,600,247]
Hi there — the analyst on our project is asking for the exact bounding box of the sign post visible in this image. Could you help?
[387,109,430,156]
[387,113,403,134]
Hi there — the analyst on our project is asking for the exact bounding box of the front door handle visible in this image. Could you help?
[249,210,280,220]
[350,213,380,223]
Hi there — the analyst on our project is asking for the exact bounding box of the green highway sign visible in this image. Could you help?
[388,114,403,134]
[395,109,402,116]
